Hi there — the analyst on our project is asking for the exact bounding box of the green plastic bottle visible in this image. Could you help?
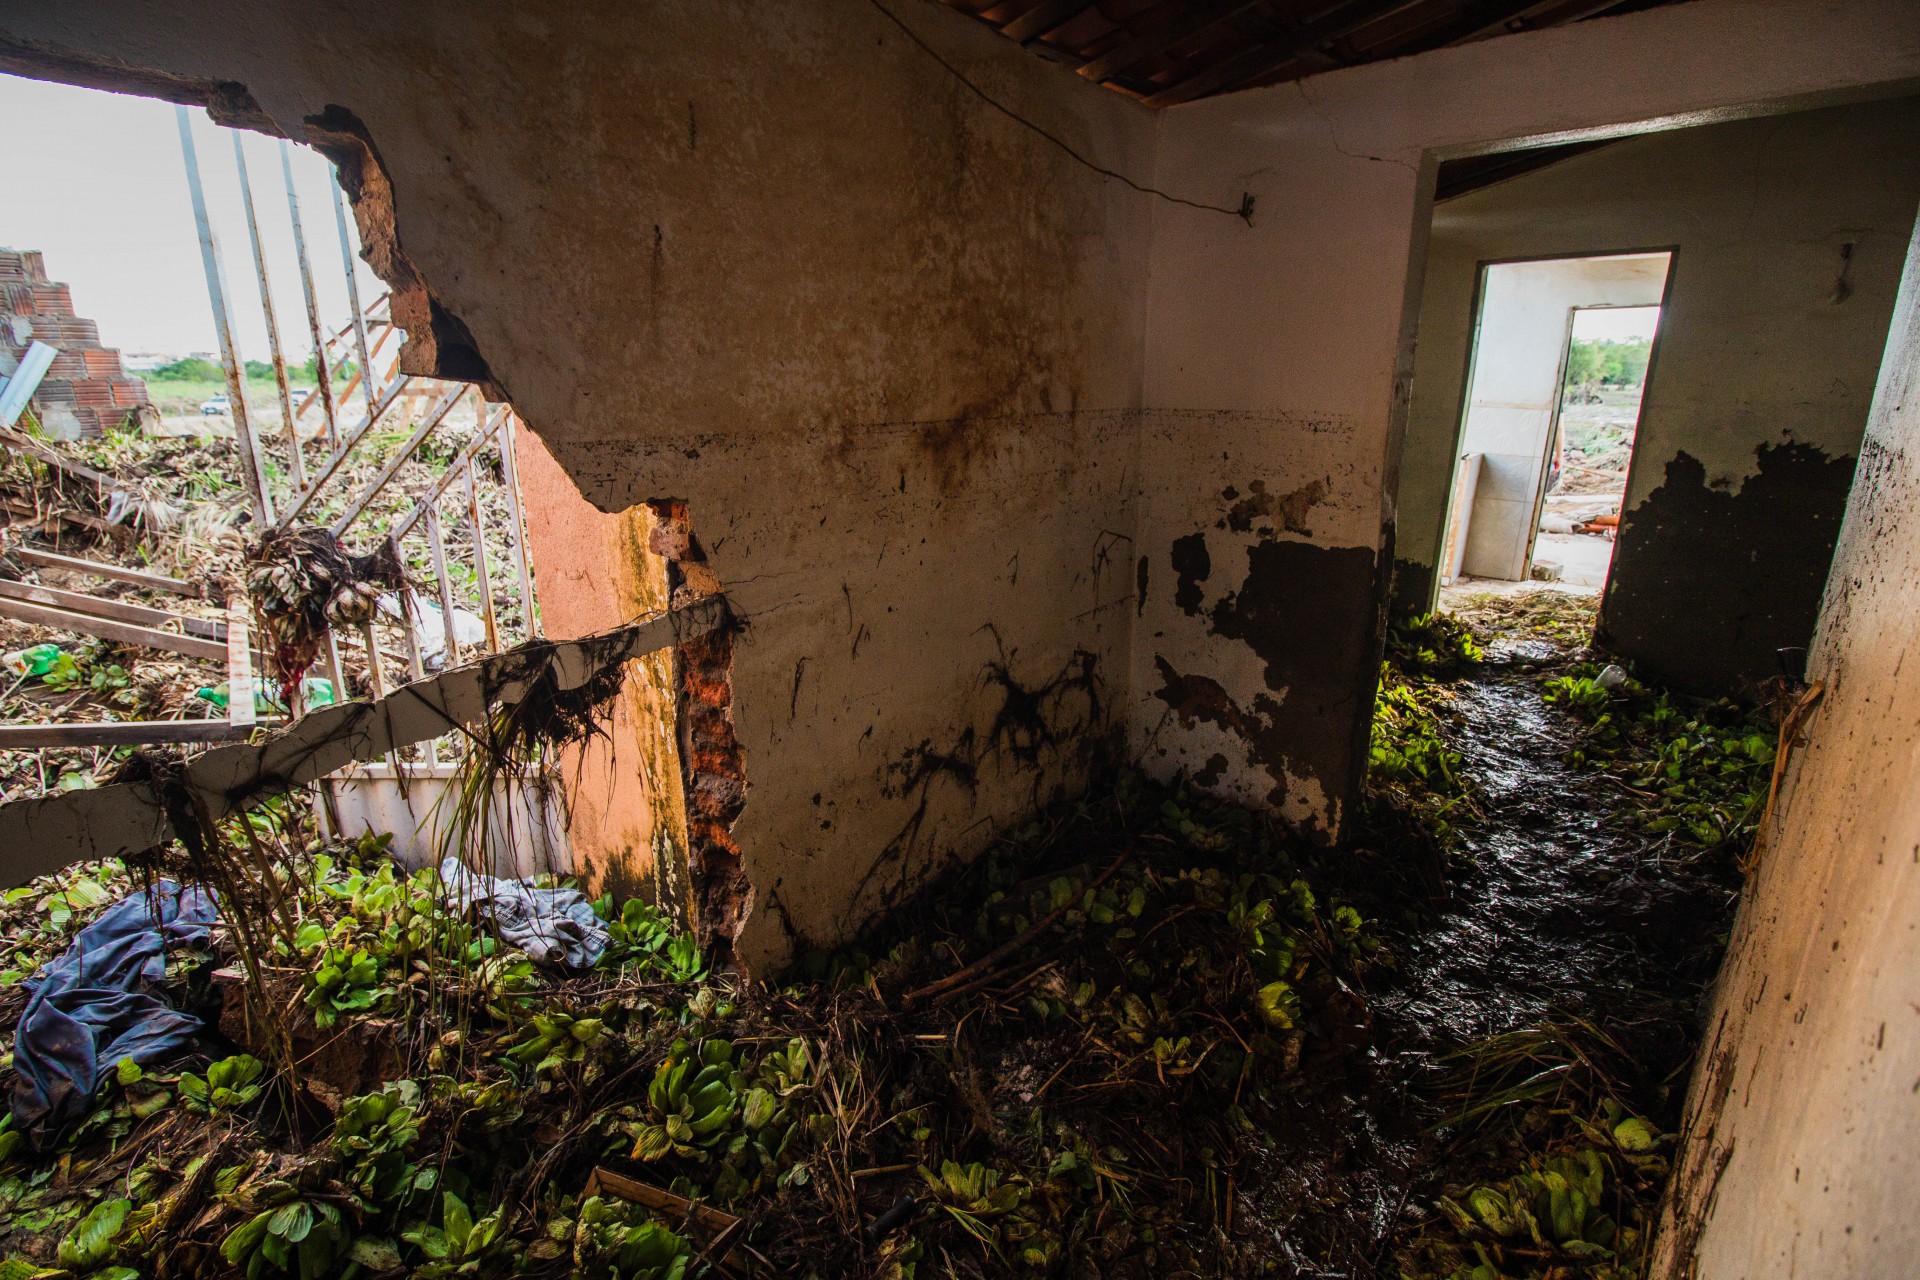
[2,643,64,678]
[194,676,338,715]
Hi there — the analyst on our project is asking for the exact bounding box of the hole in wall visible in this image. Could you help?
[0,63,739,946]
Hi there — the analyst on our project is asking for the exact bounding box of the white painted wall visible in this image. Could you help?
[1651,208,1920,1280]
[1457,253,1668,581]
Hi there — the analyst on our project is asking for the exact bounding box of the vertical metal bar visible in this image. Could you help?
[496,410,540,640]
[388,534,440,767]
[176,106,273,526]
[360,621,386,699]
[280,139,340,450]
[323,629,346,704]
[232,132,304,491]
[391,536,427,684]
[463,455,499,653]
[226,601,256,729]
[331,178,378,419]
[321,322,395,426]
[425,504,463,669]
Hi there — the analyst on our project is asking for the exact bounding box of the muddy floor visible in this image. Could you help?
[0,592,1758,1280]
[1240,601,1745,1277]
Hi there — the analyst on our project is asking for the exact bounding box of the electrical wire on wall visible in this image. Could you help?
[868,0,1256,225]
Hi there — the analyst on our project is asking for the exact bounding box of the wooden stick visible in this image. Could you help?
[582,1167,740,1236]
[901,848,1130,1007]
[0,720,266,748]
[0,424,119,490]
[12,546,196,596]
[0,595,228,661]
[0,578,223,639]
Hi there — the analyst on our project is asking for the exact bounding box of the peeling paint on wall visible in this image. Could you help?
[1218,477,1328,536]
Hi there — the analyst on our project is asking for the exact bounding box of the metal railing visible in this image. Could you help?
[178,102,543,721]
[0,109,542,762]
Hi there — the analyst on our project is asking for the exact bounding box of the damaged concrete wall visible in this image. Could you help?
[1133,0,1920,833]
[1649,207,1920,1280]
[1394,97,1920,694]
[0,0,1156,970]
[6,0,1920,970]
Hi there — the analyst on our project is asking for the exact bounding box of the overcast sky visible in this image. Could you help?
[1572,305,1661,343]
[1,74,385,361]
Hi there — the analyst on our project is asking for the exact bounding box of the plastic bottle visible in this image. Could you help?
[2,643,63,678]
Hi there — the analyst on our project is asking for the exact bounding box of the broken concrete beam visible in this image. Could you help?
[0,596,728,888]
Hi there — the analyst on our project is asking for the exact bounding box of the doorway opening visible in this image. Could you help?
[1536,302,1662,590]
[1435,252,1671,609]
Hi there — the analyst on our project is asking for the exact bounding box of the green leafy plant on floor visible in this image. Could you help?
[220,1198,353,1280]
[502,1011,606,1081]
[1369,664,1480,844]
[332,1081,433,1211]
[400,1189,512,1278]
[178,1054,266,1114]
[1409,1107,1676,1280]
[631,1039,742,1161]
[57,1197,132,1274]
[1389,611,1484,677]
[597,895,708,982]
[1545,662,1776,852]
[570,1197,693,1280]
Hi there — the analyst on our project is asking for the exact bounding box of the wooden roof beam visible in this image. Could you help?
[1000,0,1102,45]
[1388,0,1562,56]
[1452,0,1626,43]
[1078,0,1265,84]
[1144,0,1424,106]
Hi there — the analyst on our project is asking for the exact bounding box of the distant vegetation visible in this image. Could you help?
[148,357,225,382]
[144,355,342,386]
[1564,337,1652,390]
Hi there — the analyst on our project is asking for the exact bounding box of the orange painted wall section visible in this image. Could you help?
[513,429,689,910]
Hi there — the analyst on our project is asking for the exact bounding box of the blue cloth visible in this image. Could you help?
[10,881,218,1150]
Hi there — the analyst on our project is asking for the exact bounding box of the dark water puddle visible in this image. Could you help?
[1241,637,1740,1276]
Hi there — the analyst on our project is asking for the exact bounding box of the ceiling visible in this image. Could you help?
[937,0,1679,108]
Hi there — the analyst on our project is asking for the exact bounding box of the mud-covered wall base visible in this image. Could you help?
[1128,411,1383,835]
[1599,443,1857,694]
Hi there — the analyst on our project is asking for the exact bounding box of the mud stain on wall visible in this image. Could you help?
[1218,477,1328,536]
[846,647,1112,938]
[1171,532,1210,616]
[1208,539,1379,817]
[1152,536,1378,826]
[1601,442,1857,693]
[1388,555,1437,620]
[1151,656,1252,739]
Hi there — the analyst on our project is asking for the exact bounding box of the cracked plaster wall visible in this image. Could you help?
[5,0,1920,970]
[1393,97,1920,693]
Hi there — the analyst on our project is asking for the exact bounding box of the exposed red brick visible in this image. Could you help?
[1,249,149,439]
[643,496,748,961]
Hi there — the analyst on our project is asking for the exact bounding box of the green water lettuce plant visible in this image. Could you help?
[631,1039,741,1162]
